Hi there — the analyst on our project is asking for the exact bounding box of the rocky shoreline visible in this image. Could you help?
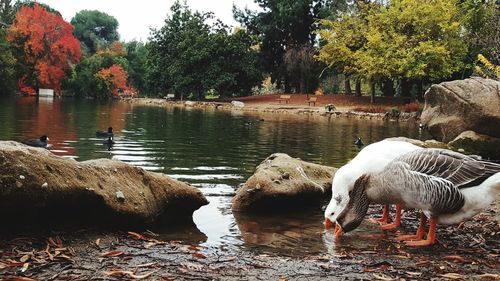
[121,97,421,122]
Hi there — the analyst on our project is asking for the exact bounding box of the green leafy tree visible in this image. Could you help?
[124,40,148,95]
[67,41,129,99]
[318,0,468,101]
[459,0,499,67]
[147,1,261,99]
[234,0,337,92]
[0,0,16,95]
[71,10,119,54]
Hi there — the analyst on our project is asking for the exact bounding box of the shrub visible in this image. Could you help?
[351,105,388,113]
[399,101,423,112]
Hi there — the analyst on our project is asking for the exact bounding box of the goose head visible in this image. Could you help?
[324,165,359,228]
[40,135,49,142]
[326,174,370,236]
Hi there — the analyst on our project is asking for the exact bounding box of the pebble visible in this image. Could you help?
[16,181,22,188]
[41,182,48,188]
[116,191,125,202]
[19,175,25,180]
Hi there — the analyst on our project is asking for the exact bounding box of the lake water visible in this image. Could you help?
[0,96,431,255]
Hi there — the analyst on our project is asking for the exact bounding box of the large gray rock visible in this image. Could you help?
[0,141,208,224]
[448,131,500,160]
[232,153,336,212]
[421,77,500,142]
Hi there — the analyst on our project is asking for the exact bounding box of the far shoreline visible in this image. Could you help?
[121,94,421,123]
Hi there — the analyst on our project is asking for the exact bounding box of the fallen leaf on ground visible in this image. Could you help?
[21,262,29,272]
[100,250,124,257]
[476,273,500,280]
[104,270,155,279]
[144,242,156,249]
[192,252,206,259]
[128,231,145,240]
[95,239,101,246]
[7,277,37,281]
[136,262,157,268]
[19,255,30,263]
[372,273,394,280]
[441,273,465,279]
[443,255,466,263]
[219,257,237,262]
[181,262,204,272]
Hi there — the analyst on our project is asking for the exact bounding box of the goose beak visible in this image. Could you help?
[334,223,344,237]
[324,218,333,229]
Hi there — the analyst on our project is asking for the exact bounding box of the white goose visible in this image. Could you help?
[333,148,500,246]
[324,139,421,231]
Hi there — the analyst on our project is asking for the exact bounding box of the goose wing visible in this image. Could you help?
[394,149,500,188]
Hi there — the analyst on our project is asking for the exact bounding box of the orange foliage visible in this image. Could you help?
[18,75,36,95]
[399,101,423,112]
[8,4,80,94]
[96,41,126,57]
[95,64,133,96]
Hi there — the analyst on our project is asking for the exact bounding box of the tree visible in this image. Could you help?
[71,10,119,54]
[8,3,80,94]
[0,0,16,95]
[318,0,468,101]
[459,0,499,67]
[234,0,337,92]
[67,40,130,98]
[317,2,371,95]
[283,44,319,93]
[95,64,130,96]
[124,40,148,95]
[147,1,261,99]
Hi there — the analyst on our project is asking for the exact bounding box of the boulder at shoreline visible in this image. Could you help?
[232,153,336,212]
[0,141,208,225]
[421,77,500,142]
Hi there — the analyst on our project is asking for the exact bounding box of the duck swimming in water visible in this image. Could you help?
[354,137,364,147]
[332,148,500,247]
[22,135,49,148]
[96,127,113,138]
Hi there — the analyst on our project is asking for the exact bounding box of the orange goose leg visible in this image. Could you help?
[397,213,426,241]
[368,204,390,225]
[381,204,402,230]
[405,216,438,247]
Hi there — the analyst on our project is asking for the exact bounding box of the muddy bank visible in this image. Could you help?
[0,203,498,280]
[121,97,420,122]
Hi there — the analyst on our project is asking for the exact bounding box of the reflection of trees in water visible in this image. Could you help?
[15,97,78,156]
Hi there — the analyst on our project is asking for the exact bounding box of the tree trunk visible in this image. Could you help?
[284,75,291,93]
[401,78,411,97]
[370,81,376,103]
[382,79,395,97]
[416,79,423,100]
[355,79,361,96]
[344,75,352,95]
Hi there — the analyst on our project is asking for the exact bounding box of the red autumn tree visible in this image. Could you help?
[95,64,131,96]
[8,4,81,95]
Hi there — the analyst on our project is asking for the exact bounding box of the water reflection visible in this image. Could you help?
[0,97,432,255]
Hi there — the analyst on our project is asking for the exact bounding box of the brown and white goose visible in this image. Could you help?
[333,148,500,247]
